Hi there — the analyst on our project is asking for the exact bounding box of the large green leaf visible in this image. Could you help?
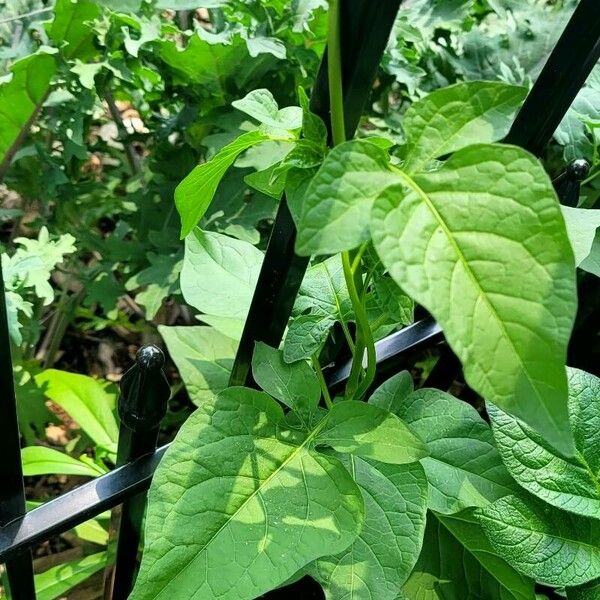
[158,325,237,406]
[0,53,55,177]
[47,0,100,61]
[251,342,320,425]
[567,581,600,600]
[487,368,600,518]
[403,511,535,600]
[310,459,428,600]
[368,370,414,414]
[296,140,396,255]
[130,388,364,600]
[180,228,263,323]
[394,388,516,514]
[316,400,427,465]
[35,552,107,600]
[21,446,105,478]
[478,494,600,587]
[402,81,527,173]
[371,144,577,455]
[34,369,118,454]
[175,131,273,237]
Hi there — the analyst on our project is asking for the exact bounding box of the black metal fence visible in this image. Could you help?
[1,0,599,598]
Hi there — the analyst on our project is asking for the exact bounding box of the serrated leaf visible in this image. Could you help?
[368,370,414,414]
[403,511,535,600]
[175,130,273,237]
[130,387,364,600]
[487,368,600,518]
[478,494,600,587]
[252,342,320,424]
[158,325,237,406]
[371,144,577,455]
[180,228,263,322]
[561,207,600,266]
[232,89,302,130]
[394,388,516,514]
[21,446,105,478]
[296,139,396,255]
[0,53,55,176]
[402,81,527,173]
[35,552,107,600]
[316,401,427,465]
[310,458,428,600]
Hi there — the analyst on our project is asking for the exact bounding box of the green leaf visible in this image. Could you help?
[232,89,302,130]
[393,388,516,514]
[371,144,577,455]
[73,518,109,546]
[130,387,364,600]
[34,369,118,454]
[284,255,352,362]
[368,370,414,413]
[47,0,100,61]
[21,446,105,478]
[180,228,263,322]
[402,81,527,173]
[175,130,272,238]
[487,368,600,518]
[561,207,600,266]
[35,552,107,600]
[158,325,237,406]
[371,275,414,327]
[316,401,427,465]
[478,494,600,587]
[310,459,428,599]
[567,581,600,600]
[0,53,55,176]
[296,139,396,255]
[403,511,535,600]
[251,342,320,424]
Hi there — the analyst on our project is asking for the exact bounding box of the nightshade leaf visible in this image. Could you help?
[158,325,237,406]
[309,458,428,600]
[394,388,516,514]
[181,228,263,323]
[561,207,600,266]
[368,370,414,414]
[232,89,302,130]
[252,342,320,424]
[402,80,527,173]
[487,368,600,518]
[403,511,535,600]
[296,139,396,255]
[130,388,364,600]
[316,401,427,465]
[175,130,273,238]
[478,494,600,587]
[284,314,334,362]
[21,447,105,478]
[371,144,577,455]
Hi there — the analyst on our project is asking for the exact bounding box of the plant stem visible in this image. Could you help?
[312,356,333,409]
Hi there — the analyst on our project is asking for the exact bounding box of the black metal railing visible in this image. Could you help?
[1,0,599,598]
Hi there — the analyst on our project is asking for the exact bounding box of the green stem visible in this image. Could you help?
[312,356,333,409]
[327,0,345,147]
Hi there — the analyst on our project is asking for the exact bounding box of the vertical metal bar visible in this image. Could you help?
[103,345,170,600]
[505,0,600,154]
[0,263,36,598]
[229,0,404,387]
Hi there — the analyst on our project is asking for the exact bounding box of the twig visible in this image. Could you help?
[0,7,52,25]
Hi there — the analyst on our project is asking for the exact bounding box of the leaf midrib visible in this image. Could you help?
[391,165,561,434]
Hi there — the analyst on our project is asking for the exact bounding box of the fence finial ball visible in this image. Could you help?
[135,344,165,371]
[567,159,590,181]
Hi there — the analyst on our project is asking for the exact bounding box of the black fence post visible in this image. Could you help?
[103,345,170,600]
[0,264,36,599]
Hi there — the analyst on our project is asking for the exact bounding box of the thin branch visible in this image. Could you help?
[103,90,142,175]
[0,7,53,25]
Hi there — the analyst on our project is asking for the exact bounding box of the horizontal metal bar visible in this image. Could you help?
[0,317,441,563]
[0,446,166,563]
